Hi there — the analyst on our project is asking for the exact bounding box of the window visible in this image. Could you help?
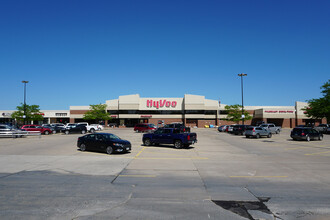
[55,113,67,117]
[154,129,164,134]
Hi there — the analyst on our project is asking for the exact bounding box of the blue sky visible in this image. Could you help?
[0,0,329,110]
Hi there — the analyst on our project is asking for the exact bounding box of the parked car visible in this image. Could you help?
[77,133,131,155]
[0,124,27,138]
[134,123,157,133]
[259,123,281,134]
[41,124,56,133]
[64,124,87,134]
[314,124,329,134]
[90,124,104,131]
[21,125,52,135]
[232,125,250,135]
[51,123,65,127]
[51,125,66,133]
[142,128,197,149]
[217,125,228,132]
[290,127,323,141]
[227,125,235,133]
[164,123,191,133]
[77,122,100,133]
[245,126,272,138]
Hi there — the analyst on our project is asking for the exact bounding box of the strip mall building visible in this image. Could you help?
[1,94,325,128]
[69,94,325,128]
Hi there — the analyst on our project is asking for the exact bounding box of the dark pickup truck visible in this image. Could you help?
[142,128,197,149]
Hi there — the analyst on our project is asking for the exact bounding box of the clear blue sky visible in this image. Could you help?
[1,0,329,110]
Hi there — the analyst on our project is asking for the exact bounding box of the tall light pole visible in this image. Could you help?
[238,73,247,125]
[22,81,29,125]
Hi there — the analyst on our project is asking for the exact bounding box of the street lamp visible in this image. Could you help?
[22,81,29,125]
[238,73,247,125]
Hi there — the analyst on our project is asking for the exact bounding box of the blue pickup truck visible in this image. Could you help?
[142,128,197,149]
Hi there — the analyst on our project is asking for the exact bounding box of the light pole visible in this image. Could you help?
[22,81,29,125]
[238,73,247,125]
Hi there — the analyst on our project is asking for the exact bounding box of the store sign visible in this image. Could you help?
[146,99,177,109]
[141,115,152,118]
[2,113,11,117]
[265,110,294,113]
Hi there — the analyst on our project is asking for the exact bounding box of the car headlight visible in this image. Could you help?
[113,143,123,147]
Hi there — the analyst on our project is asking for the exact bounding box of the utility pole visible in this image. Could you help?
[238,74,247,125]
[22,81,29,125]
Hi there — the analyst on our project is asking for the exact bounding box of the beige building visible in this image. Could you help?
[69,94,324,128]
[1,94,325,128]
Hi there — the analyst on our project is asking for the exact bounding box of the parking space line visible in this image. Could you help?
[135,147,146,158]
[229,176,288,178]
[119,175,157,178]
[285,146,313,150]
[134,157,208,160]
[305,150,330,156]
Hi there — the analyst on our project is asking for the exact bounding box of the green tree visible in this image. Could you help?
[83,104,111,123]
[225,104,252,124]
[304,80,330,122]
[11,104,44,124]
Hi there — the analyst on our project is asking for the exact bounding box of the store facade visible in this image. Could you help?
[1,94,326,128]
[69,94,326,128]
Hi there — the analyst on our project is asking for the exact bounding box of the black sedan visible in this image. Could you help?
[290,127,323,141]
[77,133,131,154]
[64,124,87,134]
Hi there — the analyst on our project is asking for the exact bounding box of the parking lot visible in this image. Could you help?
[0,128,330,220]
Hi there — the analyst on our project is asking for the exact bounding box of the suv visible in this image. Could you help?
[21,125,52,135]
[64,124,87,134]
[314,124,329,134]
[232,125,250,135]
[134,123,156,133]
[291,127,323,141]
[245,126,272,138]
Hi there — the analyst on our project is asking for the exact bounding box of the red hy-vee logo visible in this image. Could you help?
[146,100,177,109]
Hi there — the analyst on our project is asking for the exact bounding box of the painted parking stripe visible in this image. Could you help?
[119,175,157,178]
[229,176,288,178]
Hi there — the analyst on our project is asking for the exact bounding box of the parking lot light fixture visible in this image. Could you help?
[238,73,247,125]
[22,81,29,125]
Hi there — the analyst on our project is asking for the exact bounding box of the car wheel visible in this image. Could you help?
[90,128,95,133]
[81,130,86,134]
[174,140,182,149]
[143,138,151,146]
[267,133,272,138]
[65,130,69,135]
[106,146,113,155]
[246,135,250,138]
[44,131,49,135]
[256,133,260,139]
[306,135,310,142]
[276,130,280,134]
[80,143,86,152]
[319,135,323,141]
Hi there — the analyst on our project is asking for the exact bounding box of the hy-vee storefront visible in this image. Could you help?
[69,94,323,128]
[1,94,323,128]
[70,94,221,128]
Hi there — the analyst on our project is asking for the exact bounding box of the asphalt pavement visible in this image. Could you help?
[0,128,330,220]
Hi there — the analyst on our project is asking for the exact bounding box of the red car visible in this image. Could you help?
[21,125,52,135]
[134,123,157,133]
